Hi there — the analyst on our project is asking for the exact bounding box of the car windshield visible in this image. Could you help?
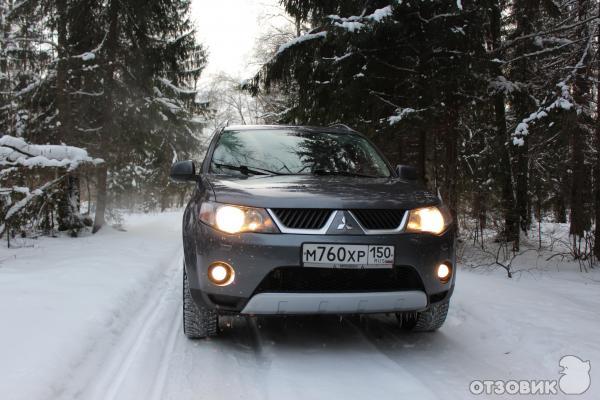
[210,129,391,178]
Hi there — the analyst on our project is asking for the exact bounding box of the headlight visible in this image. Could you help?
[405,205,453,235]
[199,202,279,234]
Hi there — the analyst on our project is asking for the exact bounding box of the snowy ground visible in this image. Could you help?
[1,212,599,400]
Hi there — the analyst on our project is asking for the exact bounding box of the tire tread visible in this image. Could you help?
[183,268,218,339]
[399,300,449,332]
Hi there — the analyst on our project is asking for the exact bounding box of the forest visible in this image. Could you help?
[0,0,205,238]
[1,0,599,266]
[2,3,600,398]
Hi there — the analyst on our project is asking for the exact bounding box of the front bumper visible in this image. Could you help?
[240,291,428,315]
[186,223,455,314]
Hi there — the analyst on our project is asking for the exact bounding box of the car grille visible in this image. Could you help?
[271,208,332,230]
[253,266,424,294]
[350,209,405,230]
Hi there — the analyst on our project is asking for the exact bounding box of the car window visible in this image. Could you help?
[210,129,391,178]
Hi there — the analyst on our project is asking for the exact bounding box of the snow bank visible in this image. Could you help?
[0,212,182,400]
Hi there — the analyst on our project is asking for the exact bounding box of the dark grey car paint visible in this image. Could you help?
[181,125,456,314]
[207,175,439,210]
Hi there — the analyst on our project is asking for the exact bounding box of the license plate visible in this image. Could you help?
[302,244,394,269]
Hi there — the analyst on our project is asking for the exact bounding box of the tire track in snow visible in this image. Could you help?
[148,299,183,400]
[249,315,441,400]
[350,313,512,399]
[77,252,183,400]
[245,316,267,362]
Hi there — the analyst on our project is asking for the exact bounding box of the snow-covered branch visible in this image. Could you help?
[158,78,197,95]
[495,15,600,52]
[327,5,393,32]
[275,31,327,56]
[0,136,103,171]
[511,23,597,146]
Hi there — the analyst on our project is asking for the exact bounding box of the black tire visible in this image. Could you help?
[397,300,449,332]
[183,267,218,339]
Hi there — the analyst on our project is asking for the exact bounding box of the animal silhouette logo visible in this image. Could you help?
[558,355,591,395]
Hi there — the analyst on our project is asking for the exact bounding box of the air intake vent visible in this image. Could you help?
[254,266,424,293]
[271,209,332,230]
[350,209,405,230]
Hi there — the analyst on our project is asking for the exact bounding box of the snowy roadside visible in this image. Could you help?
[0,212,599,399]
[0,212,182,400]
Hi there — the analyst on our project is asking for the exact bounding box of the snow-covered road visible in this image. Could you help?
[1,212,599,400]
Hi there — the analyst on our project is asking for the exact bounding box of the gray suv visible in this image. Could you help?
[171,125,456,338]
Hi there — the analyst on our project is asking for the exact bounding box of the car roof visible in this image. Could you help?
[223,124,358,135]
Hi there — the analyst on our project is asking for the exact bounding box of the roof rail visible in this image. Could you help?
[328,123,355,132]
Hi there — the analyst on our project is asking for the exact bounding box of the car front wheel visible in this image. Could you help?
[183,266,218,339]
[397,300,449,332]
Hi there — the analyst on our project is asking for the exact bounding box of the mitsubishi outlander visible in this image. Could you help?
[171,125,456,338]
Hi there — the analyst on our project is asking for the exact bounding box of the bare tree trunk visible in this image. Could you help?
[473,189,486,247]
[553,189,567,223]
[512,0,538,237]
[295,16,301,37]
[1,0,13,109]
[54,0,84,234]
[570,0,592,243]
[440,114,459,228]
[569,115,587,237]
[490,0,519,248]
[418,129,427,185]
[92,166,107,233]
[93,0,120,233]
[592,1,600,259]
[57,173,83,235]
[55,0,70,140]
[85,173,92,215]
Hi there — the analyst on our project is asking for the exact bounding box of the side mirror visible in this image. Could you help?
[170,160,197,182]
[395,164,418,181]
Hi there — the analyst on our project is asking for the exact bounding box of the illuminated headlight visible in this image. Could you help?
[199,201,279,234]
[405,205,453,235]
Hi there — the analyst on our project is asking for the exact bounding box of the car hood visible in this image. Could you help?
[206,174,439,209]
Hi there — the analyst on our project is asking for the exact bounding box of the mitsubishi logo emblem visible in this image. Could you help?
[337,215,353,230]
[327,211,364,235]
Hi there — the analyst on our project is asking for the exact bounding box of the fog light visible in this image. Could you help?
[437,263,451,282]
[208,262,235,286]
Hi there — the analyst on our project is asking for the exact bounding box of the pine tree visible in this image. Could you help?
[1,0,207,237]
[253,0,599,259]
[83,0,206,232]
[255,0,488,219]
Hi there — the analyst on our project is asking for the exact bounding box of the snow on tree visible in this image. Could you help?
[251,0,599,259]
[1,0,209,235]
[0,135,102,239]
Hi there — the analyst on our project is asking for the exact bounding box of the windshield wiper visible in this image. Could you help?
[312,169,380,178]
[214,163,283,176]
